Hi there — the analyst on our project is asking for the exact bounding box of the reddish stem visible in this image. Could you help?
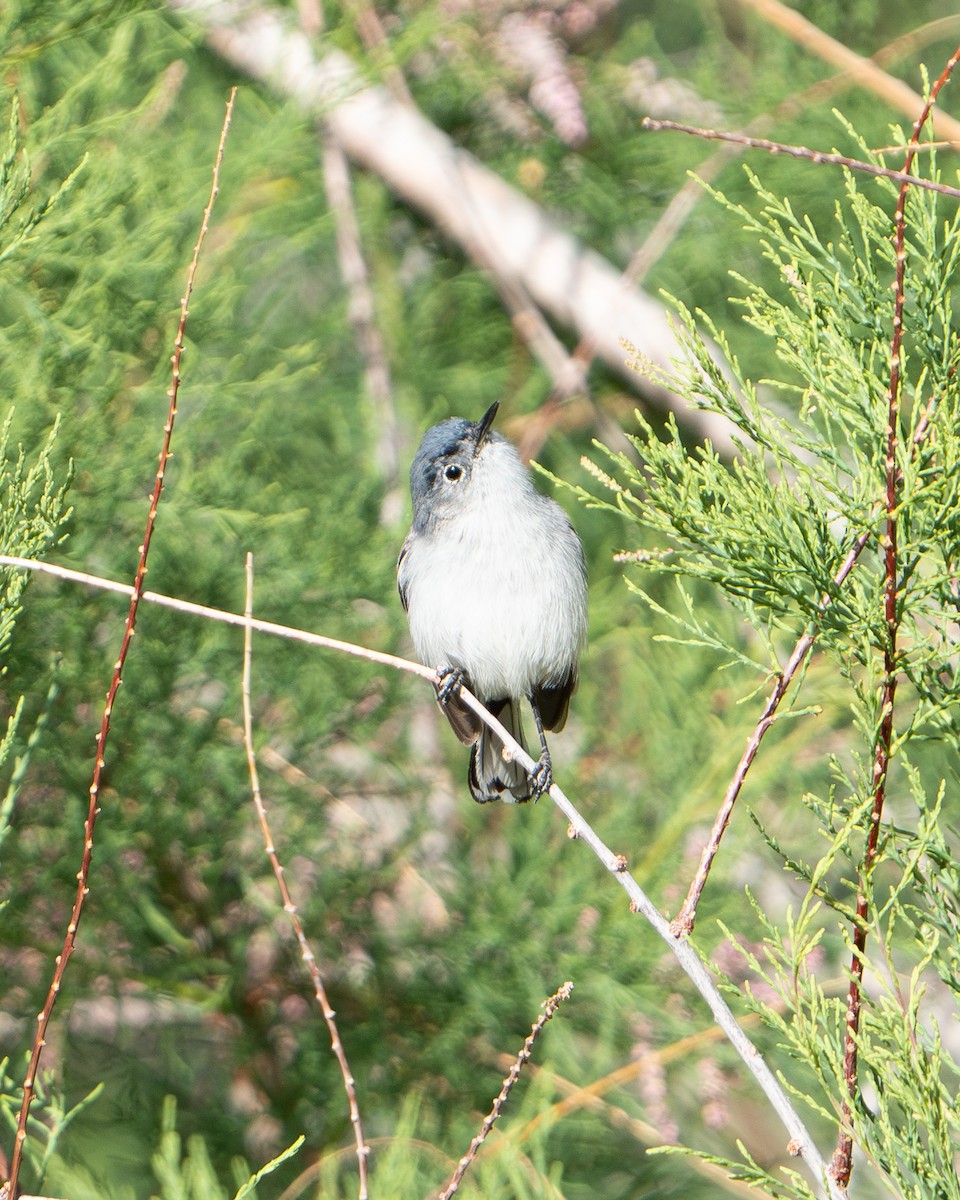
[672,531,870,937]
[5,89,236,1198]
[829,48,960,1190]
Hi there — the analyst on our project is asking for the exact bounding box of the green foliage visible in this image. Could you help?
[0,414,73,650]
[151,1097,303,1200]
[0,1058,101,1191]
[0,95,86,267]
[0,357,72,880]
[3,2,960,1199]
[579,151,960,690]
[45,1095,303,1200]
[578,132,960,1196]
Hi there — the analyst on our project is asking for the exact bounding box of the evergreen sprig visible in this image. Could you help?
[577,117,960,1197]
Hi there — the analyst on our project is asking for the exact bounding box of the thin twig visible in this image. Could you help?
[0,555,437,683]
[321,131,402,523]
[4,88,237,1200]
[348,0,412,104]
[241,554,369,1199]
[829,43,960,1191]
[672,368,950,938]
[642,119,960,202]
[0,552,842,1199]
[672,529,871,937]
[436,982,574,1200]
[632,14,960,289]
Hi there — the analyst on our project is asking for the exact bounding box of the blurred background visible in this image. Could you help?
[1,1,958,1196]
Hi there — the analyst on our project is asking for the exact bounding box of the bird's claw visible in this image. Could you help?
[436,666,466,706]
[530,755,553,800]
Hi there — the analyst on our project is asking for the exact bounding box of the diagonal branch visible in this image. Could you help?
[4,89,237,1199]
[671,529,871,937]
[436,982,574,1200]
[165,0,743,455]
[735,0,960,145]
[0,555,437,682]
[0,552,843,1200]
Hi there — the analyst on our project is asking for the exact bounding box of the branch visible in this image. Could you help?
[642,119,960,201]
[522,15,960,462]
[436,982,574,1200]
[671,529,872,937]
[4,89,236,1200]
[520,14,960,463]
[482,734,845,1200]
[829,41,960,1192]
[735,0,960,146]
[0,554,843,1200]
[165,0,743,456]
[0,555,436,682]
[241,555,369,1199]
[320,130,402,524]
[310,0,592,467]
[671,329,955,942]
[631,17,960,291]
[662,42,960,937]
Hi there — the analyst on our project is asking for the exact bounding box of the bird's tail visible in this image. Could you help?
[468,698,533,803]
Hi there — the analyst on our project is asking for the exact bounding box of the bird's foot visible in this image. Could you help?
[530,753,553,800]
[436,666,466,706]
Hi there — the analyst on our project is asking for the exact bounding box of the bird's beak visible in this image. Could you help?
[474,402,499,453]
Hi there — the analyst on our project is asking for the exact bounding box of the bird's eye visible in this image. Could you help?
[444,464,463,482]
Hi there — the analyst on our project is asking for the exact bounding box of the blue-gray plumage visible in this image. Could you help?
[398,402,587,803]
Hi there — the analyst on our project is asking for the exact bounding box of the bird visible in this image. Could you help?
[397,401,587,802]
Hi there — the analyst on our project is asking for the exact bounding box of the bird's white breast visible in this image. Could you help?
[401,443,586,700]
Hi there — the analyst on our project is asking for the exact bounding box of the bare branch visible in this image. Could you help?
[437,982,574,1200]
[166,0,744,455]
[347,0,412,105]
[642,119,960,201]
[5,89,237,1198]
[0,555,436,682]
[241,554,370,1198]
[735,0,960,146]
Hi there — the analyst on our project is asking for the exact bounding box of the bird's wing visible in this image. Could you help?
[439,688,483,745]
[534,668,579,732]
[396,538,412,612]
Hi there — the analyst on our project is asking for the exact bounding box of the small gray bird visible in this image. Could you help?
[398,402,587,803]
